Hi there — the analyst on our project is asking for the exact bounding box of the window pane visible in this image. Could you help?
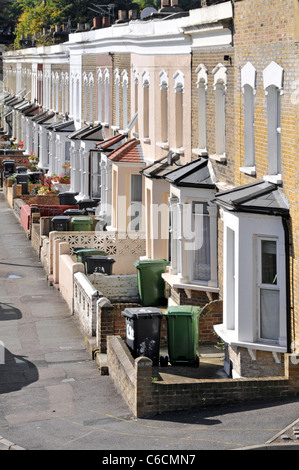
[261,240,277,284]
[192,202,211,281]
[131,174,142,202]
[260,288,279,340]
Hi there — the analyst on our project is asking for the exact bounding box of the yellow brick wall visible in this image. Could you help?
[234,0,299,349]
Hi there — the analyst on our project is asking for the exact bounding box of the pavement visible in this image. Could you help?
[0,190,299,451]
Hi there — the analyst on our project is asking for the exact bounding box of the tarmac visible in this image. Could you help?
[0,190,299,451]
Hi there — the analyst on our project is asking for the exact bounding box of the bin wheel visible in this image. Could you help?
[194,355,199,368]
[160,355,168,367]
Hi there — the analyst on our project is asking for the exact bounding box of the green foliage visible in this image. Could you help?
[7,0,197,49]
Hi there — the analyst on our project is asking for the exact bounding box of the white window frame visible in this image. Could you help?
[256,236,280,342]
[167,187,218,289]
[215,210,287,354]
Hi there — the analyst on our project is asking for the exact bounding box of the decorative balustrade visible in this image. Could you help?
[73,272,102,336]
[48,230,146,275]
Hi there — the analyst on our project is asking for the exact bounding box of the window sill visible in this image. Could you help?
[101,122,109,128]
[263,174,282,185]
[170,147,184,155]
[156,142,169,150]
[209,153,226,163]
[214,324,287,353]
[111,125,120,131]
[240,166,256,176]
[192,148,208,157]
[140,137,151,144]
[162,272,219,294]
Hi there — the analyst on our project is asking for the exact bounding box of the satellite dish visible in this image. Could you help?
[140,7,157,20]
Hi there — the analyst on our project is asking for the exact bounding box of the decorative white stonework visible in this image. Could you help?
[263,61,284,94]
[196,64,208,90]
[212,63,227,90]
[159,69,169,90]
[241,62,256,93]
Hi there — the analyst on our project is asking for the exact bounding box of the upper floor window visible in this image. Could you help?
[83,72,88,122]
[97,69,103,123]
[159,70,169,144]
[263,61,283,182]
[212,63,227,158]
[133,69,139,136]
[173,70,184,149]
[142,70,150,140]
[122,70,129,130]
[64,73,69,115]
[88,72,94,122]
[241,62,256,175]
[196,64,208,152]
[104,68,110,125]
[114,69,120,128]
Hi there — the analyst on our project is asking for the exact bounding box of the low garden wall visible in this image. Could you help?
[107,335,298,418]
[55,241,84,312]
[87,273,139,303]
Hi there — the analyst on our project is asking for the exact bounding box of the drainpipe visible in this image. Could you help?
[282,214,292,354]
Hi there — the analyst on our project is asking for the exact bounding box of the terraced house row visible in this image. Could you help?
[1,0,299,386]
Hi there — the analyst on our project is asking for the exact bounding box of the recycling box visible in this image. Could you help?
[122,307,163,366]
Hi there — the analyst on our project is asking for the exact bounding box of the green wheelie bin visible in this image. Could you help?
[70,216,93,231]
[133,259,168,307]
[163,305,201,367]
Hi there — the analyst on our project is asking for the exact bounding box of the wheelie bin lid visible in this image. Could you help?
[85,255,115,262]
[51,215,70,221]
[70,216,93,223]
[74,248,108,256]
[122,307,163,319]
[165,306,201,316]
[133,259,168,268]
